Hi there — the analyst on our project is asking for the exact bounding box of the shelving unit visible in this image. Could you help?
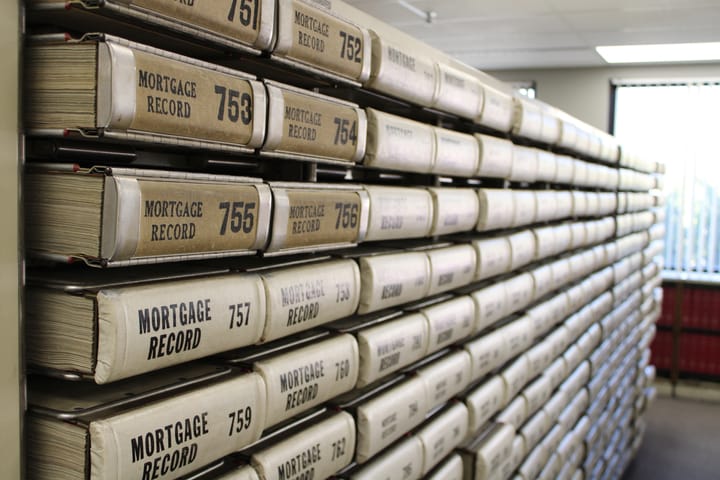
[9,2,664,479]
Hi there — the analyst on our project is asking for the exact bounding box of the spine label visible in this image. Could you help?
[358,252,430,314]
[131,0,265,46]
[355,376,429,462]
[365,109,434,173]
[422,297,476,354]
[130,50,258,145]
[272,88,363,161]
[254,334,359,427]
[465,375,505,432]
[284,0,367,80]
[364,187,433,241]
[279,189,363,249]
[426,246,477,296]
[417,350,471,409]
[251,412,355,480]
[135,180,261,257]
[433,129,478,177]
[97,274,265,383]
[260,259,360,341]
[429,188,479,236]
[369,35,437,107]
[416,404,469,474]
[90,374,266,480]
[356,313,429,387]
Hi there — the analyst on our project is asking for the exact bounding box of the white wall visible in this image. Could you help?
[487,63,720,132]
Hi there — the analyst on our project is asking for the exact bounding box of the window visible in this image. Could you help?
[613,81,720,275]
[509,81,536,99]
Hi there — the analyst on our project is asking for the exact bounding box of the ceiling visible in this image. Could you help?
[344,0,720,70]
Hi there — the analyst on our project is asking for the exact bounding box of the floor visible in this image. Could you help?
[623,379,720,480]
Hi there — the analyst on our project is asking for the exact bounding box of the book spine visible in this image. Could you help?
[266,185,369,253]
[259,259,361,342]
[363,186,434,242]
[421,297,476,354]
[214,465,260,480]
[357,251,431,315]
[464,329,509,382]
[470,424,515,480]
[416,403,469,475]
[128,0,274,50]
[349,436,425,480]
[100,40,266,147]
[253,334,359,427]
[470,283,509,333]
[89,373,267,480]
[96,273,266,383]
[426,454,464,480]
[432,128,479,178]
[251,412,356,480]
[472,237,512,282]
[475,133,513,179]
[274,0,371,83]
[428,187,480,236]
[263,83,367,163]
[477,86,514,132]
[433,63,484,120]
[106,177,271,261]
[364,108,435,173]
[477,189,516,232]
[464,375,506,433]
[416,350,472,410]
[367,32,438,107]
[425,245,477,296]
[355,376,429,463]
[356,313,429,387]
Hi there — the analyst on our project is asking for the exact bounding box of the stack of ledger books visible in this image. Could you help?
[22,1,664,479]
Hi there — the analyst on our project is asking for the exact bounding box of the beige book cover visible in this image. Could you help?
[29,0,275,52]
[25,166,271,266]
[416,403,469,475]
[357,251,431,314]
[366,31,438,107]
[356,313,429,386]
[25,34,266,151]
[265,183,369,255]
[263,81,367,163]
[460,423,514,480]
[355,376,429,462]
[27,272,266,384]
[363,186,434,242]
[427,187,480,237]
[259,259,361,342]
[364,108,435,173]
[421,297,476,354]
[254,334,359,427]
[477,85,514,133]
[350,435,424,480]
[464,375,506,434]
[274,0,371,83]
[475,133,513,179]
[425,245,477,296]
[251,412,356,480]
[425,453,464,480]
[432,128,480,178]
[27,373,267,480]
[416,350,472,410]
[433,63,484,120]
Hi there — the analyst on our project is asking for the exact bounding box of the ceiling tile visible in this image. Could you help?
[344,0,720,68]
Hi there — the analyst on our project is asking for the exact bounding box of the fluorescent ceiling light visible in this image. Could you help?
[596,42,720,64]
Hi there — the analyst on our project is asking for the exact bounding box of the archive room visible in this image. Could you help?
[3,0,720,479]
